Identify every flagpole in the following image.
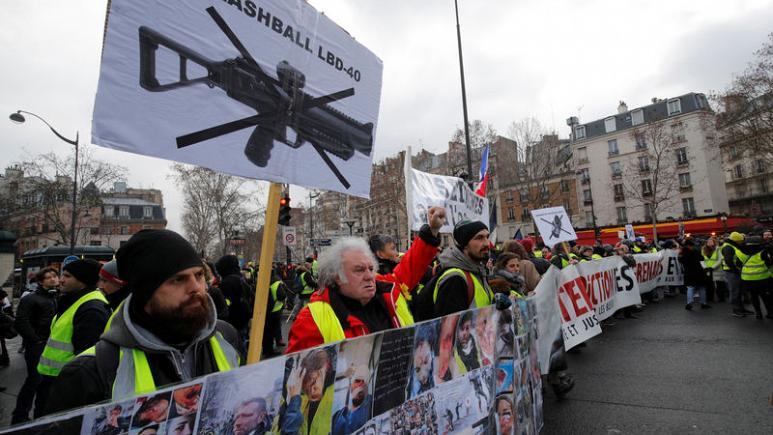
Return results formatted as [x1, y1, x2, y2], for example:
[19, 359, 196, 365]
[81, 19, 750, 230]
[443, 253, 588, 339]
[454, 0, 473, 181]
[405, 145, 413, 246]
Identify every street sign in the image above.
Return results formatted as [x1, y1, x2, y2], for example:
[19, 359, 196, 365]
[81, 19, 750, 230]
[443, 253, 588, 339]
[311, 238, 333, 247]
[282, 227, 296, 247]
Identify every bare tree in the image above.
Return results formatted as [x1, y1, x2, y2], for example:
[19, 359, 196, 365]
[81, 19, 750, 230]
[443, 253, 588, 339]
[8, 144, 126, 246]
[714, 33, 773, 167]
[451, 120, 498, 149]
[170, 164, 263, 257]
[507, 118, 573, 210]
[622, 121, 683, 243]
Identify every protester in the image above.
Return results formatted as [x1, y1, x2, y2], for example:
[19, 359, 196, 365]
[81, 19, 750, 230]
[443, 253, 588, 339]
[11, 267, 59, 423]
[285, 207, 444, 353]
[98, 259, 130, 312]
[45, 230, 241, 414]
[701, 236, 724, 302]
[263, 272, 286, 357]
[36, 259, 109, 416]
[368, 234, 399, 275]
[721, 232, 750, 317]
[680, 239, 710, 310]
[216, 254, 253, 338]
[500, 240, 541, 292]
[203, 261, 229, 321]
[489, 252, 527, 298]
[740, 236, 772, 319]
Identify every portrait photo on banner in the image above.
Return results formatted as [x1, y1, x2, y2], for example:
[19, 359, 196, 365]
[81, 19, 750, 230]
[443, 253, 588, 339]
[81, 398, 135, 435]
[332, 335, 379, 435]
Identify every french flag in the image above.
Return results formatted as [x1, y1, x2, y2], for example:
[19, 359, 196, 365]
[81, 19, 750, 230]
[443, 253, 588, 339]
[475, 144, 490, 197]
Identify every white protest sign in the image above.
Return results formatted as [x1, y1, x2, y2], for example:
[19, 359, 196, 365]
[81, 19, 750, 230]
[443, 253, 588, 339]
[656, 249, 683, 286]
[530, 207, 576, 248]
[574, 256, 641, 321]
[407, 168, 489, 233]
[282, 226, 296, 246]
[554, 265, 602, 349]
[625, 224, 635, 240]
[93, 0, 383, 197]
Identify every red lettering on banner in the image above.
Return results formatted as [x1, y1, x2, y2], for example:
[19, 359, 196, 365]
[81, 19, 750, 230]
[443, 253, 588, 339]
[558, 277, 592, 321]
[636, 260, 662, 283]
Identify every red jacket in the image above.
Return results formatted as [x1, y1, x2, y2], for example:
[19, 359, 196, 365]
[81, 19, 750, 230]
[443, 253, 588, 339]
[286, 233, 439, 353]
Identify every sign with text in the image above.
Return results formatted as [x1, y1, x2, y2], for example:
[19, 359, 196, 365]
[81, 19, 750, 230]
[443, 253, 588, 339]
[281, 226, 296, 246]
[530, 207, 577, 248]
[407, 168, 489, 233]
[93, 0, 383, 197]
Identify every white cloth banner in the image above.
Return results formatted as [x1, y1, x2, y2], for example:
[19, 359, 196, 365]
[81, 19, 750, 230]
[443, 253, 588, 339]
[93, 0, 383, 197]
[633, 249, 683, 293]
[406, 168, 489, 233]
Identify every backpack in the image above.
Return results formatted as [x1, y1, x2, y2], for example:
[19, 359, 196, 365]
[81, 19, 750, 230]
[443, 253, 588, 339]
[411, 267, 475, 322]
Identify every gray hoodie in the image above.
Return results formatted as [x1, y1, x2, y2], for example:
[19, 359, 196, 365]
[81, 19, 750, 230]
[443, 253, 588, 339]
[436, 245, 492, 292]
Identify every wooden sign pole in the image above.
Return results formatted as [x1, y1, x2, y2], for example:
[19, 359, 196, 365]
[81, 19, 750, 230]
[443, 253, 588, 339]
[247, 182, 282, 364]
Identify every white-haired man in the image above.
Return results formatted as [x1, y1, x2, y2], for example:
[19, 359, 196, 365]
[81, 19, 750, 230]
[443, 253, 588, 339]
[286, 207, 445, 353]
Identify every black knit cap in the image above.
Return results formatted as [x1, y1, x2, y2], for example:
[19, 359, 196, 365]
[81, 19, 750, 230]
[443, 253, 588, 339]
[453, 220, 488, 250]
[116, 229, 202, 309]
[63, 259, 102, 288]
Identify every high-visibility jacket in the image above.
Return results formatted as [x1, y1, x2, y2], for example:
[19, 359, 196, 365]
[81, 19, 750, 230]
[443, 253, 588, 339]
[591, 253, 603, 260]
[702, 249, 720, 269]
[651, 247, 658, 253]
[721, 243, 746, 271]
[433, 268, 493, 310]
[270, 281, 284, 313]
[741, 251, 770, 281]
[533, 250, 543, 258]
[632, 245, 642, 253]
[300, 272, 315, 296]
[79, 332, 238, 400]
[37, 290, 108, 376]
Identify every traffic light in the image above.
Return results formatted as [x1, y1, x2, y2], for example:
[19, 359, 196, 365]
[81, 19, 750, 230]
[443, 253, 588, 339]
[278, 196, 292, 226]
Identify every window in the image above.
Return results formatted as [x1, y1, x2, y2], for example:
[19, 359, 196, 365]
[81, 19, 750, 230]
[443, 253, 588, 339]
[143, 206, 153, 218]
[641, 179, 653, 196]
[734, 164, 744, 179]
[120, 226, 129, 235]
[560, 179, 570, 192]
[676, 147, 688, 165]
[682, 198, 695, 217]
[635, 133, 647, 149]
[613, 184, 625, 200]
[616, 207, 628, 223]
[608, 139, 619, 155]
[576, 147, 588, 164]
[610, 162, 622, 177]
[579, 168, 590, 184]
[521, 207, 530, 220]
[563, 200, 572, 215]
[507, 207, 515, 221]
[505, 190, 513, 203]
[583, 189, 593, 203]
[644, 204, 652, 222]
[90, 241, 102, 246]
[760, 177, 769, 193]
[756, 160, 765, 174]
[585, 211, 594, 227]
[104, 206, 114, 217]
[604, 117, 617, 133]
[119, 206, 129, 217]
[519, 187, 529, 202]
[679, 172, 692, 188]
[631, 109, 644, 126]
[638, 156, 650, 172]
[575, 125, 586, 139]
[674, 134, 686, 143]
[667, 98, 682, 115]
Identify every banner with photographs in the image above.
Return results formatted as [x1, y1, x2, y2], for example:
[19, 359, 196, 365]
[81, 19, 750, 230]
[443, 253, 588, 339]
[3, 303, 543, 435]
[534, 250, 685, 372]
[92, 0, 383, 197]
[407, 168, 489, 233]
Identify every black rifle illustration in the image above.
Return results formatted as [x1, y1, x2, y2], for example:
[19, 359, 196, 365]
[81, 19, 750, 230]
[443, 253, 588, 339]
[540, 215, 573, 239]
[138, 6, 373, 189]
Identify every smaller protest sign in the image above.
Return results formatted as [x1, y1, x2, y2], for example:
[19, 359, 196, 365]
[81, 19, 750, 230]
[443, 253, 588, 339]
[625, 224, 635, 240]
[530, 207, 576, 248]
[407, 168, 488, 233]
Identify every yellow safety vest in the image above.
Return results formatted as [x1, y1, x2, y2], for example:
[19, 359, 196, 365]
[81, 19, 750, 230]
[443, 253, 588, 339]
[307, 293, 414, 344]
[300, 272, 315, 296]
[433, 268, 493, 309]
[702, 249, 719, 269]
[272, 385, 334, 434]
[741, 251, 770, 281]
[270, 281, 284, 313]
[632, 245, 642, 253]
[721, 243, 746, 271]
[37, 290, 108, 376]
[79, 332, 238, 400]
[591, 254, 603, 260]
[533, 250, 543, 258]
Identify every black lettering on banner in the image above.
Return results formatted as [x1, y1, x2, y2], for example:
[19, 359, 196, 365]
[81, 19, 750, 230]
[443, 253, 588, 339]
[256, 6, 271, 26]
[228, 0, 242, 11]
[244, 0, 256, 17]
[615, 265, 635, 292]
[581, 314, 598, 331]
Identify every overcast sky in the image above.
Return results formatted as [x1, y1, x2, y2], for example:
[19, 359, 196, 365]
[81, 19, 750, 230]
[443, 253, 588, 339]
[2, 0, 771, 233]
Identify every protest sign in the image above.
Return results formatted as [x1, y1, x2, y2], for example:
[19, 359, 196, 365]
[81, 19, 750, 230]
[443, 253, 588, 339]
[406, 168, 489, 233]
[530, 207, 577, 248]
[625, 224, 635, 240]
[5, 305, 542, 435]
[92, 0, 383, 197]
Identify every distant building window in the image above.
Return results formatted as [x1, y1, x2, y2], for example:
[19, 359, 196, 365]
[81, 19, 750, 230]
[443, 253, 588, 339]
[667, 98, 682, 115]
[505, 190, 513, 202]
[604, 117, 616, 133]
[519, 187, 529, 202]
[616, 207, 628, 223]
[641, 179, 653, 196]
[575, 125, 586, 139]
[104, 206, 114, 217]
[608, 139, 619, 155]
[583, 189, 592, 202]
[585, 211, 594, 227]
[613, 184, 625, 200]
[760, 177, 769, 193]
[579, 168, 590, 183]
[560, 179, 570, 192]
[143, 206, 152, 218]
[644, 204, 652, 221]
[638, 156, 650, 172]
[119, 206, 129, 217]
[521, 207, 530, 221]
[682, 197, 695, 216]
[507, 208, 515, 221]
[734, 164, 744, 179]
[676, 147, 688, 165]
[90, 241, 101, 246]
[679, 172, 692, 187]
[635, 133, 647, 149]
[755, 160, 765, 174]
[120, 226, 129, 235]
[610, 161, 622, 177]
[631, 109, 644, 126]
[576, 147, 588, 164]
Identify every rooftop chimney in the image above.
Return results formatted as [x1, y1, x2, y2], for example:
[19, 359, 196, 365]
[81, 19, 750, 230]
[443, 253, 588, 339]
[617, 101, 628, 114]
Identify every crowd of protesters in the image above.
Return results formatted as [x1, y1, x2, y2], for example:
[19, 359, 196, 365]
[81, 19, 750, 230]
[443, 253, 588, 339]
[1, 207, 770, 429]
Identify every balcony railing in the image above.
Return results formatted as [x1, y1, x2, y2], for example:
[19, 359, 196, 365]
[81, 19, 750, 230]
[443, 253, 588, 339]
[577, 157, 589, 165]
[614, 194, 625, 202]
[581, 178, 590, 185]
[679, 184, 693, 192]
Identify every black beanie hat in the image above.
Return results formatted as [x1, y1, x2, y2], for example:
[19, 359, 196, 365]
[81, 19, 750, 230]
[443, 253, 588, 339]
[453, 220, 488, 250]
[116, 229, 202, 309]
[63, 259, 101, 288]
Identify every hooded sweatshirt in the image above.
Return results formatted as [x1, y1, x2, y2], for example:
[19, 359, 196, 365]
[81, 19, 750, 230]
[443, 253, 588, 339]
[215, 255, 252, 330]
[434, 246, 492, 317]
[44, 293, 241, 415]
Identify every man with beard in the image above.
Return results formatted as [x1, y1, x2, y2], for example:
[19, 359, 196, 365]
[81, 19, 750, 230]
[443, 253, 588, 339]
[454, 311, 480, 373]
[45, 230, 241, 414]
[232, 398, 271, 435]
[431, 221, 494, 317]
[332, 365, 372, 435]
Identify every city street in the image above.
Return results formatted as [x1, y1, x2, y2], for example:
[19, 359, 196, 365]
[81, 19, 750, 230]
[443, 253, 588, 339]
[0, 296, 771, 431]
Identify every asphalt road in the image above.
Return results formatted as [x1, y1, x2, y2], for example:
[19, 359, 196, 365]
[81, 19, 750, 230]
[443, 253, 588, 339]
[541, 295, 773, 434]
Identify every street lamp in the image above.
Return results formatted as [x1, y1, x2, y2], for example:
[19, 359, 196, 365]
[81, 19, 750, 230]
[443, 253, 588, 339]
[343, 219, 356, 236]
[10, 110, 80, 255]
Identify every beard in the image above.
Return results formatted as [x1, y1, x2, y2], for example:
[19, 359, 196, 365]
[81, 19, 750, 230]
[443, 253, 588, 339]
[146, 293, 212, 344]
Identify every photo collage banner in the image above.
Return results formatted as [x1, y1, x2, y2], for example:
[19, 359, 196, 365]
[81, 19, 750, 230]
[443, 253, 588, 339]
[3, 300, 542, 435]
